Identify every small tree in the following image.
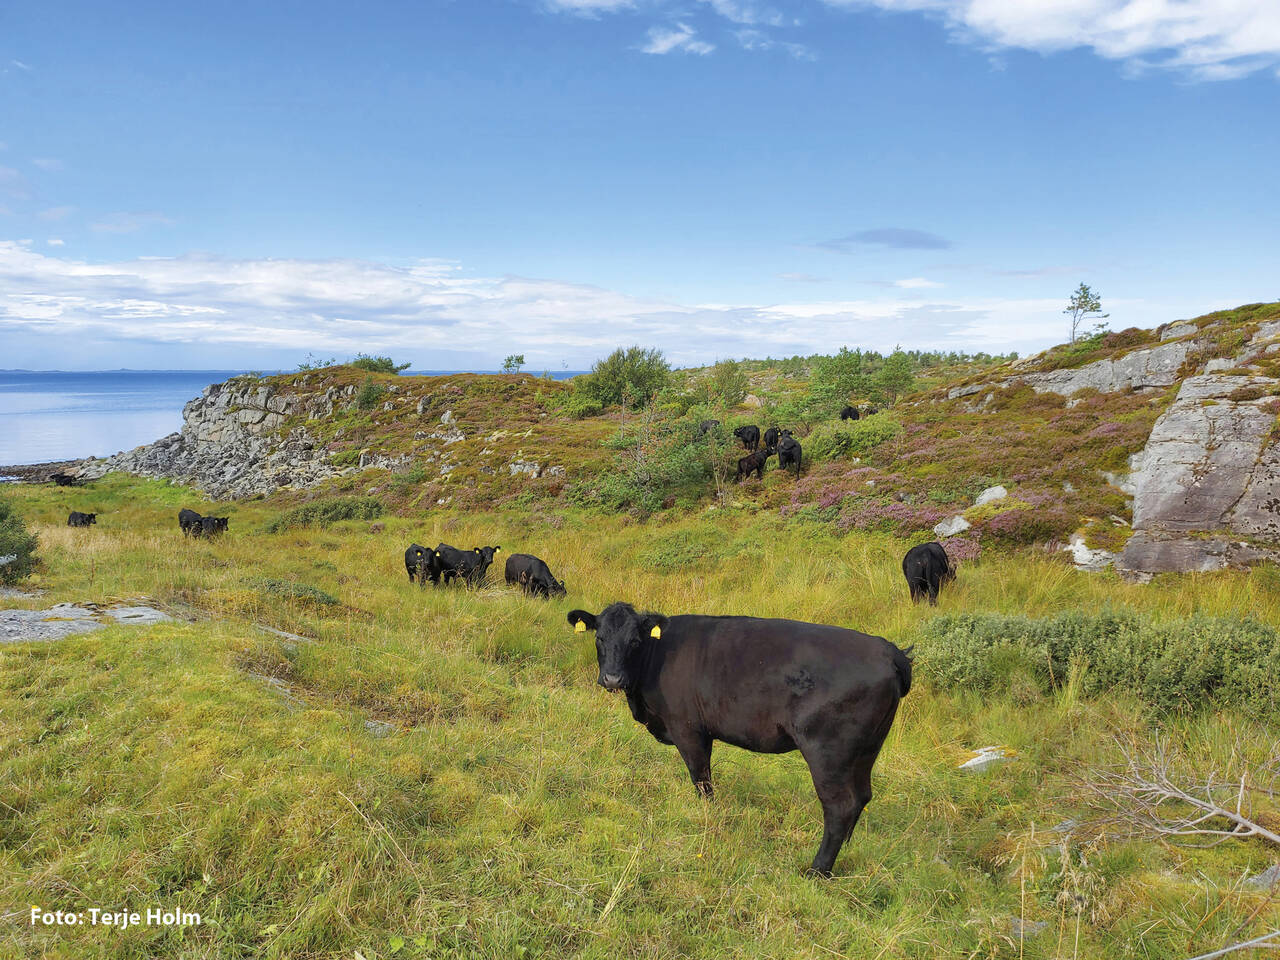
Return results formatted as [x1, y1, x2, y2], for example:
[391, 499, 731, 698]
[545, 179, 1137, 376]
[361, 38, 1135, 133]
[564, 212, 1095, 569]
[0, 495, 38, 584]
[502, 354, 525, 374]
[710, 358, 748, 407]
[581, 346, 670, 409]
[873, 348, 915, 405]
[351, 354, 411, 374]
[355, 375, 386, 411]
[1064, 283, 1109, 343]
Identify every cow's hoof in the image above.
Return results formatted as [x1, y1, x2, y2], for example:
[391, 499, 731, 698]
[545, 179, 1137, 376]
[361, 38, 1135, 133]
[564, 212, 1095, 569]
[804, 866, 833, 880]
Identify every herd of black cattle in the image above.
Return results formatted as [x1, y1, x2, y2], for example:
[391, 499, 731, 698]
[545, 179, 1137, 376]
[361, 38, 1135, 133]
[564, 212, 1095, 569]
[52, 442, 965, 876]
[698, 404, 879, 483]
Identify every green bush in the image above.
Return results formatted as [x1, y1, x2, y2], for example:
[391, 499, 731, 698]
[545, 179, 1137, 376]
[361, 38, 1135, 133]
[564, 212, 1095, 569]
[266, 496, 383, 532]
[917, 611, 1280, 715]
[558, 390, 605, 419]
[710, 359, 748, 407]
[249, 578, 339, 606]
[804, 415, 902, 461]
[330, 450, 361, 467]
[0, 495, 38, 584]
[350, 354, 411, 374]
[597, 409, 715, 514]
[578, 346, 670, 409]
[355, 376, 386, 411]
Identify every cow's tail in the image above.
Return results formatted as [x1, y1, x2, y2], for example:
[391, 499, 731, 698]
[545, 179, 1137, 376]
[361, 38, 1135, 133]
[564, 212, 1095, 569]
[892, 644, 914, 697]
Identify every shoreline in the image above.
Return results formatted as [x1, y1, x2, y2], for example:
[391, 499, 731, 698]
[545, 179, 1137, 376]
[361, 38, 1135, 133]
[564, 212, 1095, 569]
[0, 459, 88, 483]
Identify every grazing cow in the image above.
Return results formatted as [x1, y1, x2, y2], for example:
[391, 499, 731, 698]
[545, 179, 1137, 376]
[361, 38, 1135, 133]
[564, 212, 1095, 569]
[178, 508, 203, 536]
[776, 434, 802, 476]
[763, 426, 781, 450]
[404, 543, 441, 585]
[733, 425, 761, 452]
[51, 472, 80, 487]
[736, 448, 771, 481]
[567, 603, 912, 877]
[505, 553, 566, 598]
[199, 516, 229, 537]
[67, 511, 97, 527]
[436, 543, 500, 585]
[902, 542, 956, 605]
[840, 406, 860, 421]
[697, 419, 721, 436]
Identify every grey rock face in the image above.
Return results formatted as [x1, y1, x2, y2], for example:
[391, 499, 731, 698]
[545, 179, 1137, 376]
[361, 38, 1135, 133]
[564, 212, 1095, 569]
[1016, 339, 1194, 396]
[78, 377, 342, 499]
[1118, 374, 1280, 576]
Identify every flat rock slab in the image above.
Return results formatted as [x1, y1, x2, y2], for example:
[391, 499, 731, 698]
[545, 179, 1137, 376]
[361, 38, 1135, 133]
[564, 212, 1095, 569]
[0, 601, 174, 644]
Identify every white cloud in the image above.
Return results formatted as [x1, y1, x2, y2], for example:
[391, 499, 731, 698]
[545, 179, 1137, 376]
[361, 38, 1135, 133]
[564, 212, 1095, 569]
[32, 157, 64, 172]
[735, 27, 815, 58]
[895, 276, 942, 289]
[641, 22, 716, 55]
[90, 212, 175, 234]
[8, 59, 31, 72]
[0, 242, 1136, 366]
[47, 238, 64, 247]
[545, 0, 634, 14]
[700, 0, 783, 26]
[38, 205, 76, 222]
[826, 0, 1280, 79]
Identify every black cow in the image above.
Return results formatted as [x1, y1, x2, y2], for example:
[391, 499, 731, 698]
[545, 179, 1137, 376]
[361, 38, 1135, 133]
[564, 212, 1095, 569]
[404, 543, 441, 585]
[51, 472, 81, 487]
[567, 603, 912, 877]
[697, 419, 721, 436]
[902, 542, 956, 605]
[733, 425, 761, 452]
[67, 511, 97, 527]
[178, 508, 203, 536]
[436, 543, 500, 586]
[839, 406, 860, 421]
[736, 448, 771, 481]
[505, 553, 566, 598]
[763, 426, 781, 450]
[199, 516, 229, 537]
[776, 434, 802, 476]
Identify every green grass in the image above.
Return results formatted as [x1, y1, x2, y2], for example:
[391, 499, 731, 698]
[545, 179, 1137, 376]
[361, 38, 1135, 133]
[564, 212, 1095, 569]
[2, 477, 1279, 959]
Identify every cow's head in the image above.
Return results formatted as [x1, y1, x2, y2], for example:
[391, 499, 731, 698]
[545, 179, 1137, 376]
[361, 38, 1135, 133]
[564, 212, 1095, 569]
[472, 545, 500, 565]
[568, 602, 667, 691]
[549, 577, 567, 598]
[732, 426, 749, 438]
[86, 513, 97, 524]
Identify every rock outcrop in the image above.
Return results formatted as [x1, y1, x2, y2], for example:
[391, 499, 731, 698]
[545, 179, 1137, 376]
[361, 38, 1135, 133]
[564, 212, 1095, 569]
[1015, 338, 1195, 396]
[78, 377, 347, 499]
[1117, 374, 1280, 578]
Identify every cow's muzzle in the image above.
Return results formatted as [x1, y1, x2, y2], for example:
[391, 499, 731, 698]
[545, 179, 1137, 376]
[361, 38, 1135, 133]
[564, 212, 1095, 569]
[598, 673, 624, 691]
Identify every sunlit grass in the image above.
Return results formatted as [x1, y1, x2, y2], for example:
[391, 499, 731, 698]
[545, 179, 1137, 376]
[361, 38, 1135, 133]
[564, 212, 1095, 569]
[2, 477, 1278, 959]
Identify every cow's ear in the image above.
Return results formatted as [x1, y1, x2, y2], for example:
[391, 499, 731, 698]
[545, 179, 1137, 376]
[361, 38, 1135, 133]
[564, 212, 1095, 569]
[567, 610, 596, 633]
[642, 613, 668, 640]
[494, 546, 500, 553]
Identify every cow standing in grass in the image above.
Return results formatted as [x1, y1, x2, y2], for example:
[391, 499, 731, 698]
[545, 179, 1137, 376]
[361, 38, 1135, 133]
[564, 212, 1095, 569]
[902, 542, 955, 605]
[178, 508, 203, 536]
[67, 511, 97, 527]
[568, 603, 912, 877]
[840, 406, 859, 421]
[736, 448, 771, 481]
[505, 553, 566, 598]
[404, 543, 441, 586]
[733, 425, 761, 452]
[436, 543, 500, 586]
[776, 432, 802, 477]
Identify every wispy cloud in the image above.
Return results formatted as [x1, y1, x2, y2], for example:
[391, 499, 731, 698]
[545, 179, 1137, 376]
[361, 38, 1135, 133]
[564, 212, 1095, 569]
[544, 0, 635, 14]
[641, 22, 715, 55]
[734, 28, 814, 59]
[824, 0, 1280, 80]
[817, 227, 952, 252]
[0, 242, 1109, 367]
[8, 59, 31, 72]
[47, 238, 65, 247]
[31, 157, 64, 172]
[37, 206, 76, 222]
[699, 0, 783, 26]
[894, 276, 942, 289]
[90, 212, 175, 234]
[777, 272, 829, 282]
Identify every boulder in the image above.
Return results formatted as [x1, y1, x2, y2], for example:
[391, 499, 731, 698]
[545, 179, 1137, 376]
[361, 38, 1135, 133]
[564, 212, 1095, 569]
[974, 484, 1008, 507]
[934, 515, 971, 537]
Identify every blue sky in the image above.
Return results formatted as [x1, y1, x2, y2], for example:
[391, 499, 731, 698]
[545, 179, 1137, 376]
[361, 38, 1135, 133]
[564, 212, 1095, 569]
[2, 0, 1278, 370]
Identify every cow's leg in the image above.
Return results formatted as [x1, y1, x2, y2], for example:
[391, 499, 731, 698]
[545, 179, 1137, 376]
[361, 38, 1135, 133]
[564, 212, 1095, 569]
[670, 728, 714, 798]
[800, 745, 878, 878]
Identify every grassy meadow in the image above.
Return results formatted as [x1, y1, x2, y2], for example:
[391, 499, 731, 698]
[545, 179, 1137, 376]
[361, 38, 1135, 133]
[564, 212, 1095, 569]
[2, 475, 1279, 959]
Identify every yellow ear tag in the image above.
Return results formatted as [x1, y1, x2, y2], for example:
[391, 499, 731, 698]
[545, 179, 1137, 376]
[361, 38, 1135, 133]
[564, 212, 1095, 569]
[650, 625, 662, 639]
[574, 621, 586, 633]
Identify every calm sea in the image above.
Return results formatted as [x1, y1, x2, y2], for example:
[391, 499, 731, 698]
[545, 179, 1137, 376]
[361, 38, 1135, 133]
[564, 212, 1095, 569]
[0, 369, 586, 467]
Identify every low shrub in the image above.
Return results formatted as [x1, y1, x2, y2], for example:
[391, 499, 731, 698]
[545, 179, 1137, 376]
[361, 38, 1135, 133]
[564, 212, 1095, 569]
[266, 496, 383, 532]
[558, 390, 605, 419]
[917, 611, 1280, 714]
[0, 495, 38, 584]
[350, 354, 411, 374]
[805, 415, 902, 462]
[355, 376, 386, 411]
[249, 577, 339, 606]
[979, 507, 1076, 545]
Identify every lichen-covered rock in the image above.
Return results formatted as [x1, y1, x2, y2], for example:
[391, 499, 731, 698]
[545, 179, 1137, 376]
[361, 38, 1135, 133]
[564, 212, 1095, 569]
[1118, 374, 1280, 576]
[1016, 339, 1195, 396]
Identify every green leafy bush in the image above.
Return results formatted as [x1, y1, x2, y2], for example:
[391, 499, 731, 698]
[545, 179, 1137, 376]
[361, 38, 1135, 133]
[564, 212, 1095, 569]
[578, 346, 670, 409]
[597, 408, 714, 514]
[918, 611, 1280, 714]
[710, 359, 748, 407]
[266, 496, 383, 532]
[350, 354, 411, 374]
[804, 415, 902, 461]
[0, 495, 38, 584]
[355, 376, 386, 411]
[558, 390, 605, 419]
